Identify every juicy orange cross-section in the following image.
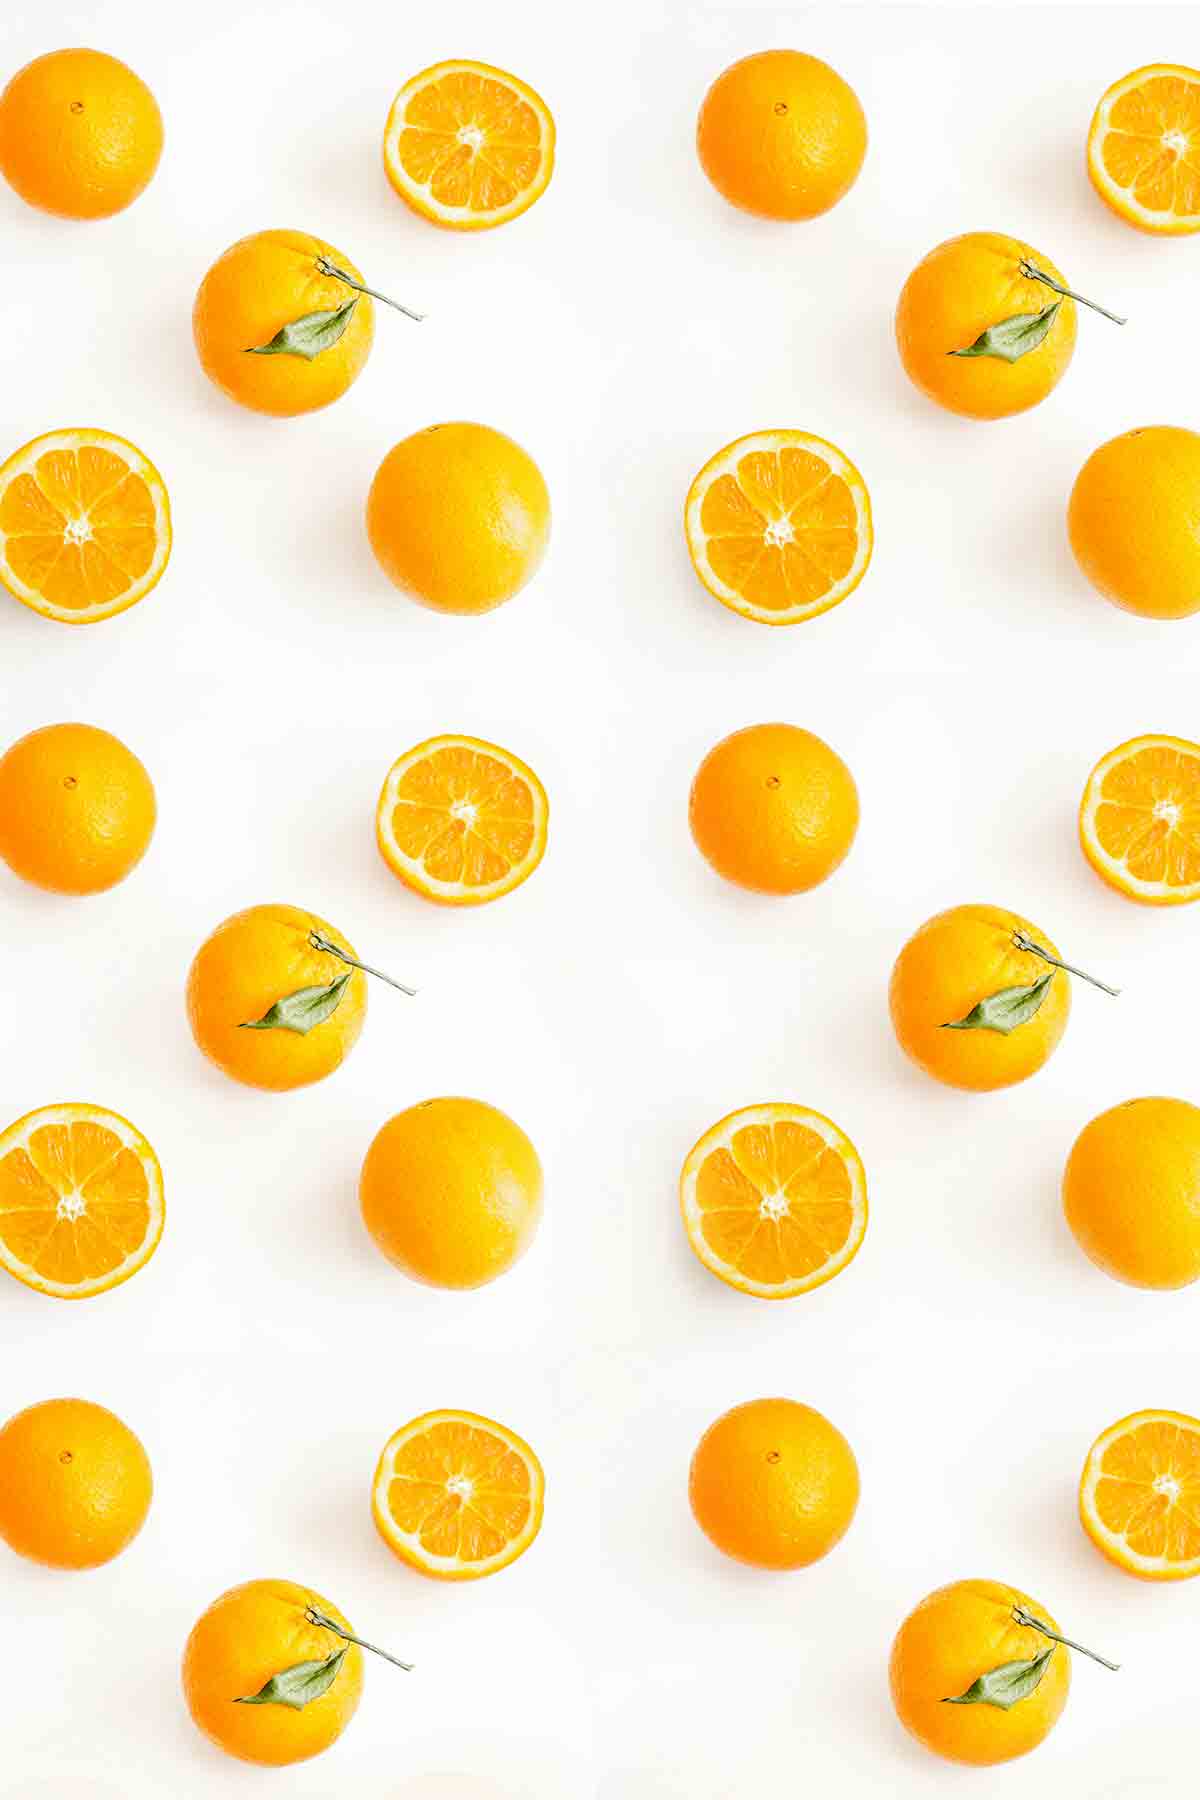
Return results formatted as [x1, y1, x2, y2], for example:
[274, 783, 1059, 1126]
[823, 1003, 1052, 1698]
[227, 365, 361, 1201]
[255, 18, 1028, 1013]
[383, 60, 555, 231]
[372, 1409, 545, 1581]
[1080, 734, 1200, 905]
[0, 1103, 164, 1299]
[1080, 1410, 1200, 1580]
[684, 430, 872, 626]
[0, 428, 171, 624]
[680, 1103, 868, 1299]
[1088, 65, 1200, 234]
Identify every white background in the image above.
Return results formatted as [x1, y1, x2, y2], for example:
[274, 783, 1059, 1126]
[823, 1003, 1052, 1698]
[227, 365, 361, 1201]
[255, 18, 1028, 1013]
[2, 0, 1199, 1794]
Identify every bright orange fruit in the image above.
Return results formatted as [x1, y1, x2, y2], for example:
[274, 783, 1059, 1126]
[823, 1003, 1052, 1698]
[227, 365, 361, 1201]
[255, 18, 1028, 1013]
[0, 48, 162, 219]
[688, 1397, 859, 1569]
[0, 722, 155, 894]
[1080, 1410, 1200, 1580]
[0, 1397, 152, 1567]
[372, 1409, 545, 1580]
[696, 51, 866, 220]
[383, 61, 554, 231]
[1088, 65, 1200, 234]
[1080, 734, 1200, 904]
[376, 734, 548, 906]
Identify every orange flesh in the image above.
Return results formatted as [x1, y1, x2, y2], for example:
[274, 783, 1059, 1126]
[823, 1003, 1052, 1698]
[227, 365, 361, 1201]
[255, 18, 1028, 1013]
[385, 744, 537, 889]
[0, 1122, 151, 1286]
[397, 72, 544, 213]
[1100, 76, 1200, 212]
[383, 1418, 535, 1565]
[1092, 1418, 1200, 1561]
[1092, 742, 1200, 887]
[693, 1120, 854, 1286]
[0, 445, 157, 612]
[699, 447, 858, 612]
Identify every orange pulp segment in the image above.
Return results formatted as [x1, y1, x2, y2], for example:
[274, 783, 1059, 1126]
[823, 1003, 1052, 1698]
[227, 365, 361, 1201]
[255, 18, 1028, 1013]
[371, 1409, 544, 1580]
[1080, 1409, 1200, 1579]
[383, 60, 555, 230]
[376, 733, 548, 906]
[1088, 65, 1200, 234]
[1079, 734, 1200, 905]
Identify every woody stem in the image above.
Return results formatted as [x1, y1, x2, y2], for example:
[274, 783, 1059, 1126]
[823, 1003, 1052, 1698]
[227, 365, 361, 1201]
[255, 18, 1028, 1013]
[1019, 261, 1126, 326]
[308, 930, 417, 996]
[306, 1608, 414, 1671]
[314, 256, 425, 322]
[1011, 1606, 1119, 1672]
[1012, 931, 1120, 997]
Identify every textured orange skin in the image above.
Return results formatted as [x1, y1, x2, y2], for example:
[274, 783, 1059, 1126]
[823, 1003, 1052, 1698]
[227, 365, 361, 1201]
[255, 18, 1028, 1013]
[360, 1096, 543, 1289]
[688, 723, 858, 895]
[889, 903, 1071, 1091]
[1068, 426, 1200, 619]
[0, 49, 162, 219]
[689, 1398, 859, 1569]
[0, 1398, 151, 1569]
[183, 1579, 362, 1767]
[1063, 1097, 1200, 1289]
[0, 722, 155, 894]
[186, 903, 366, 1092]
[193, 230, 374, 417]
[366, 422, 550, 614]
[696, 51, 866, 220]
[895, 232, 1078, 419]
[890, 1579, 1070, 1766]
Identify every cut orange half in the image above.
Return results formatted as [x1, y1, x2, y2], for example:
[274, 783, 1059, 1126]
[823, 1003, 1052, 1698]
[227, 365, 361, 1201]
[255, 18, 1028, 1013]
[684, 430, 872, 626]
[1080, 734, 1200, 905]
[1087, 65, 1200, 235]
[1080, 1409, 1200, 1580]
[383, 60, 555, 231]
[0, 428, 171, 624]
[680, 1103, 867, 1299]
[371, 1409, 544, 1581]
[0, 1103, 164, 1299]
[376, 733, 548, 906]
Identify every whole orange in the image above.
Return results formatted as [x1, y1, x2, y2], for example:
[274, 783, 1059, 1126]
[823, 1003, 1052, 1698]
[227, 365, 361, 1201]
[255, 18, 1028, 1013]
[1068, 426, 1200, 619]
[0, 1397, 151, 1569]
[0, 48, 162, 219]
[688, 722, 858, 894]
[1063, 1096, 1200, 1289]
[360, 1096, 543, 1289]
[366, 422, 550, 614]
[688, 1397, 859, 1569]
[696, 51, 866, 220]
[0, 722, 155, 894]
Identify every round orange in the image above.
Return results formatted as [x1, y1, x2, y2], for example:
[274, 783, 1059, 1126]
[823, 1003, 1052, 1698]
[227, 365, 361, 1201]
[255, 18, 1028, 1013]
[0, 1397, 151, 1568]
[688, 723, 858, 895]
[383, 60, 555, 231]
[1080, 1409, 1200, 1580]
[372, 1409, 545, 1580]
[1068, 426, 1200, 619]
[689, 1397, 859, 1569]
[1063, 1096, 1200, 1289]
[376, 734, 548, 906]
[1087, 65, 1200, 235]
[1080, 733, 1200, 904]
[0, 49, 162, 219]
[0, 722, 154, 894]
[696, 50, 866, 220]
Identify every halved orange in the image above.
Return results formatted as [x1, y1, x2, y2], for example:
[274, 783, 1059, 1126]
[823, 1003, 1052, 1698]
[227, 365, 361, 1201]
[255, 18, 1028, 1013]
[1087, 65, 1200, 235]
[0, 428, 171, 624]
[684, 430, 872, 626]
[383, 60, 554, 231]
[1080, 734, 1200, 905]
[376, 733, 548, 907]
[0, 1102, 164, 1299]
[1080, 1409, 1200, 1580]
[371, 1409, 544, 1581]
[680, 1102, 867, 1300]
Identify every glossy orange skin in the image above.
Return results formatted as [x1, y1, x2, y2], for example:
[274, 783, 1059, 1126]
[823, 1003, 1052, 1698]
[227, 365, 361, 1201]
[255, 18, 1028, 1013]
[1063, 1096, 1200, 1289]
[0, 722, 155, 894]
[0, 1398, 151, 1569]
[689, 1398, 858, 1569]
[697, 51, 866, 220]
[1068, 426, 1200, 619]
[183, 1578, 362, 1767]
[0, 49, 162, 219]
[689, 723, 858, 895]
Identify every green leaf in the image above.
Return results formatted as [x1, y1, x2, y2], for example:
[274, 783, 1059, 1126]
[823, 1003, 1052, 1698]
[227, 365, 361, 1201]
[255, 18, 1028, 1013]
[949, 302, 1061, 363]
[235, 1647, 346, 1710]
[943, 1647, 1055, 1710]
[246, 298, 358, 360]
[239, 973, 352, 1034]
[941, 972, 1054, 1034]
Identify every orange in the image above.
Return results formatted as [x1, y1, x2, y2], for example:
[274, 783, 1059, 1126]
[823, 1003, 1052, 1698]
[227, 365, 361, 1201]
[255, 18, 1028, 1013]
[684, 430, 872, 625]
[1062, 1096, 1200, 1290]
[360, 1097, 542, 1290]
[0, 722, 155, 894]
[383, 61, 554, 231]
[376, 734, 548, 906]
[372, 1409, 545, 1580]
[696, 51, 866, 220]
[688, 1397, 859, 1570]
[0, 1102, 164, 1300]
[1080, 1410, 1200, 1580]
[688, 723, 858, 894]
[1080, 734, 1200, 904]
[1088, 66, 1200, 235]
[1068, 426, 1200, 619]
[0, 49, 162, 219]
[0, 1397, 151, 1568]
[0, 426, 170, 623]
[679, 1103, 867, 1299]
[366, 422, 550, 615]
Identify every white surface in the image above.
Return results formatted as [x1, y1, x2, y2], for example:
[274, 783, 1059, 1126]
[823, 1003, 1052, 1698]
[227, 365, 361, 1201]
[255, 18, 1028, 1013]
[2, 1, 1199, 1794]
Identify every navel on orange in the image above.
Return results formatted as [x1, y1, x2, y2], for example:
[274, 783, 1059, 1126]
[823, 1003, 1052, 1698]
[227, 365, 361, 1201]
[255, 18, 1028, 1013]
[1080, 734, 1200, 905]
[383, 60, 554, 230]
[377, 735, 548, 906]
[1080, 1409, 1200, 1580]
[372, 1409, 544, 1580]
[1088, 65, 1200, 234]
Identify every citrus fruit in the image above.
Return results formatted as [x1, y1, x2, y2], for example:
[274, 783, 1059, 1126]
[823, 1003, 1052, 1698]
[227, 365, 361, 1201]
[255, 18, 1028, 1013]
[1080, 1409, 1200, 1580]
[376, 734, 548, 906]
[0, 49, 162, 219]
[1080, 734, 1200, 904]
[0, 722, 155, 894]
[0, 1397, 151, 1568]
[366, 422, 550, 614]
[679, 1103, 867, 1299]
[372, 1409, 545, 1580]
[1068, 426, 1200, 619]
[696, 50, 866, 220]
[383, 60, 554, 230]
[360, 1097, 542, 1289]
[0, 426, 170, 623]
[684, 429, 872, 625]
[688, 1397, 859, 1570]
[1087, 65, 1200, 234]
[688, 723, 858, 894]
[1062, 1096, 1200, 1289]
[0, 1102, 164, 1300]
